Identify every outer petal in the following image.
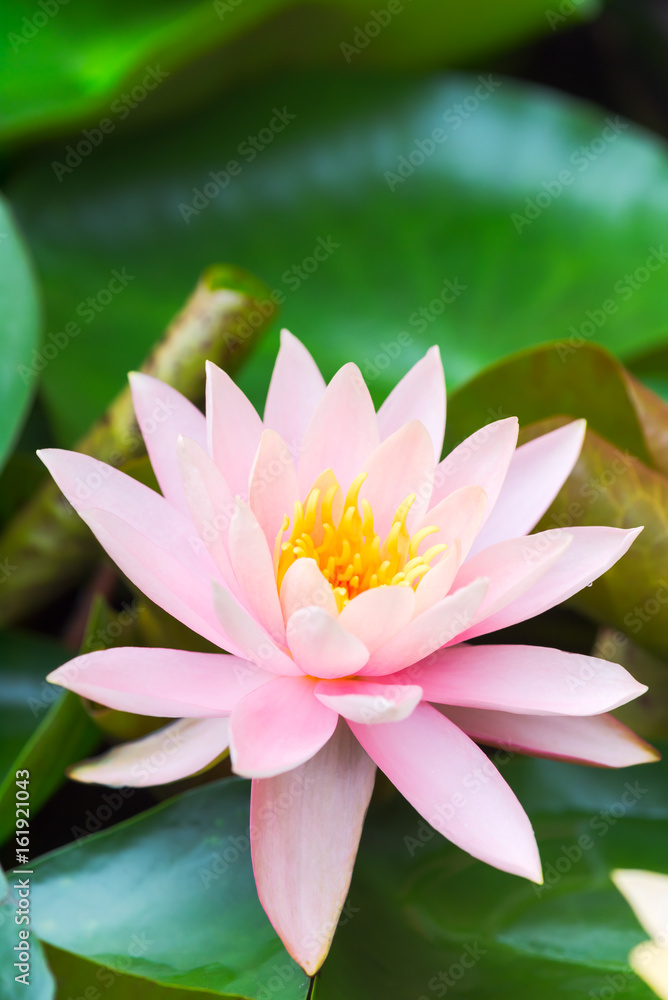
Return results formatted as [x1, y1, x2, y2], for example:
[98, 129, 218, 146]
[68, 717, 230, 787]
[469, 420, 586, 558]
[230, 676, 338, 777]
[250, 720, 376, 975]
[451, 529, 573, 635]
[377, 346, 446, 461]
[430, 417, 518, 520]
[350, 703, 542, 882]
[228, 501, 285, 643]
[47, 647, 271, 717]
[359, 420, 434, 536]
[362, 577, 488, 675]
[177, 435, 241, 601]
[77, 508, 236, 650]
[402, 644, 648, 715]
[249, 428, 300, 547]
[442, 707, 660, 768]
[315, 679, 422, 724]
[338, 586, 415, 655]
[128, 372, 207, 517]
[279, 558, 338, 621]
[213, 582, 301, 675]
[206, 360, 263, 495]
[298, 363, 379, 493]
[263, 329, 326, 455]
[286, 607, 369, 678]
[459, 526, 642, 642]
[38, 448, 216, 580]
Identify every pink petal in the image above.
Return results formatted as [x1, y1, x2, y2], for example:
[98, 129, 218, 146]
[177, 435, 238, 592]
[249, 428, 300, 547]
[415, 484, 487, 562]
[315, 679, 422, 724]
[430, 417, 518, 522]
[213, 582, 301, 675]
[452, 529, 574, 636]
[298, 363, 379, 493]
[279, 559, 338, 621]
[441, 706, 660, 768]
[263, 329, 326, 456]
[359, 420, 434, 536]
[403, 643, 648, 715]
[286, 606, 369, 678]
[47, 647, 271, 716]
[38, 448, 216, 580]
[69, 717, 231, 787]
[206, 360, 263, 495]
[230, 676, 338, 777]
[460, 526, 642, 641]
[338, 586, 415, 655]
[228, 501, 285, 644]
[128, 372, 207, 518]
[377, 346, 446, 461]
[413, 542, 461, 617]
[76, 508, 235, 650]
[350, 703, 542, 882]
[250, 720, 375, 974]
[362, 577, 488, 676]
[469, 420, 586, 558]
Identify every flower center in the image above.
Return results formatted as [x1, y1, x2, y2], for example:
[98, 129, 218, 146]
[275, 472, 446, 611]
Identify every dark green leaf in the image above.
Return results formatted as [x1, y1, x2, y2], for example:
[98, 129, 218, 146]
[10, 76, 668, 444]
[0, 1, 583, 146]
[0, 197, 41, 472]
[32, 779, 309, 999]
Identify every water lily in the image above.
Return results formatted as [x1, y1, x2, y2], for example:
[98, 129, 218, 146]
[613, 869, 668, 999]
[42, 331, 655, 974]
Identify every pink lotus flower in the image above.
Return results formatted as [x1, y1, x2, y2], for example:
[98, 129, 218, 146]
[42, 332, 655, 974]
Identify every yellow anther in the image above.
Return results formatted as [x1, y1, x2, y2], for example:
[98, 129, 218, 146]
[409, 525, 439, 560]
[275, 473, 444, 607]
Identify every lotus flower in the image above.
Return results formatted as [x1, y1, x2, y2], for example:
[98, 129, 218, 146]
[42, 332, 655, 974]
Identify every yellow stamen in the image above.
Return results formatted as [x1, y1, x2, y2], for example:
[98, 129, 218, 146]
[275, 470, 446, 608]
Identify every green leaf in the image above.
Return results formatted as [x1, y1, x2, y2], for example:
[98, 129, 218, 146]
[0, 865, 55, 1000]
[0, 197, 41, 472]
[0, 692, 99, 847]
[446, 342, 654, 461]
[0, 1, 584, 146]
[30, 751, 668, 999]
[315, 751, 668, 999]
[31, 779, 309, 999]
[10, 75, 668, 444]
[0, 630, 98, 846]
[0, 631, 68, 782]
